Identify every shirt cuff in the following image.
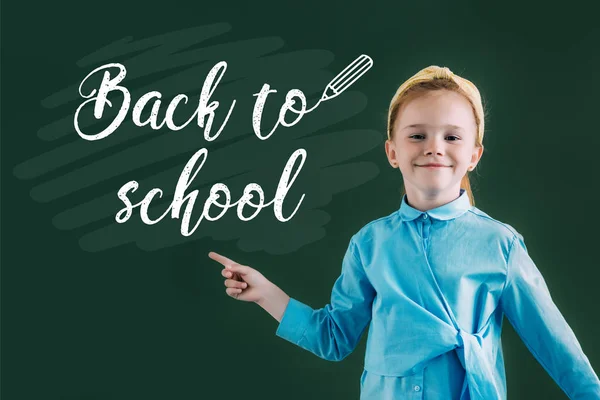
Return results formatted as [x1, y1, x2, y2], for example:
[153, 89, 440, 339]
[275, 297, 313, 344]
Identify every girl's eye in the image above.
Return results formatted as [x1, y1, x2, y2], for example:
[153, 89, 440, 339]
[409, 134, 461, 141]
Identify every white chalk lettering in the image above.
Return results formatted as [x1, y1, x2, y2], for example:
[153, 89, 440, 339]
[115, 148, 307, 236]
[75, 62, 236, 142]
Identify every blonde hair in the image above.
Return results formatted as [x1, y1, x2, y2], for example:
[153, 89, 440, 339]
[387, 66, 485, 206]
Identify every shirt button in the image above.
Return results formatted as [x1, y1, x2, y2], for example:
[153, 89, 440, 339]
[422, 214, 428, 219]
[414, 385, 421, 391]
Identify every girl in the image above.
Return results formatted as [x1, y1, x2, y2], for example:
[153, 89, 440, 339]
[208, 66, 600, 399]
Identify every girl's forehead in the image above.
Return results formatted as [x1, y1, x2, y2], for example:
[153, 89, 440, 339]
[395, 91, 476, 132]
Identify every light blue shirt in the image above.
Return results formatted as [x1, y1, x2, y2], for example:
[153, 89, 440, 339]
[275, 188, 600, 399]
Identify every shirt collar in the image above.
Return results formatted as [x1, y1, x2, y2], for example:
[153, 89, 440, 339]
[399, 188, 472, 221]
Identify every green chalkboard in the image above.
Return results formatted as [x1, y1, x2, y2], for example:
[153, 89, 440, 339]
[2, 1, 599, 399]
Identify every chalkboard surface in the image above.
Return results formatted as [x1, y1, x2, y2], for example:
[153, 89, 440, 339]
[2, 1, 599, 399]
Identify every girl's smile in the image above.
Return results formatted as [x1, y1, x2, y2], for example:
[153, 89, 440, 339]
[416, 164, 451, 168]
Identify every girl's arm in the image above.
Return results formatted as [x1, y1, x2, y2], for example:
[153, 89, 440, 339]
[256, 283, 290, 322]
[210, 236, 376, 362]
[499, 233, 600, 399]
[273, 236, 376, 362]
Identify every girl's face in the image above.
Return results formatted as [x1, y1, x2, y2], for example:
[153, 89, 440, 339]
[385, 90, 483, 203]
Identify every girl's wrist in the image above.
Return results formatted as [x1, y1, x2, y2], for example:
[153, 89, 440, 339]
[257, 282, 290, 322]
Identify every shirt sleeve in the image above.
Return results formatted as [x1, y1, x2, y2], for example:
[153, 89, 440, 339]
[499, 233, 600, 399]
[275, 236, 376, 361]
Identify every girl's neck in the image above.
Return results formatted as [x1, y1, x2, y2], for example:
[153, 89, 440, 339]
[404, 185, 462, 212]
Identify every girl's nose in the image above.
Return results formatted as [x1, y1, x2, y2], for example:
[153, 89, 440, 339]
[424, 138, 444, 156]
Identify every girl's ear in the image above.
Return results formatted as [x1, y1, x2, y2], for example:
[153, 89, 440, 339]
[385, 139, 398, 167]
[470, 144, 484, 170]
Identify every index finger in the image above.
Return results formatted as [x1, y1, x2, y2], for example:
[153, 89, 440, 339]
[208, 251, 239, 268]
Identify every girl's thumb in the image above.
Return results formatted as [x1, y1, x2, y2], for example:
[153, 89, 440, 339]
[226, 264, 251, 275]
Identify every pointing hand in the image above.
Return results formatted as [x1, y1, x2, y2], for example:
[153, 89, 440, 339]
[209, 251, 270, 303]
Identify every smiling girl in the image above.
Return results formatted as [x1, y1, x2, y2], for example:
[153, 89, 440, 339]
[209, 66, 600, 399]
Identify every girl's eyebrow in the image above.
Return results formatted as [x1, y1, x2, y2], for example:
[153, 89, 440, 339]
[401, 124, 464, 132]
